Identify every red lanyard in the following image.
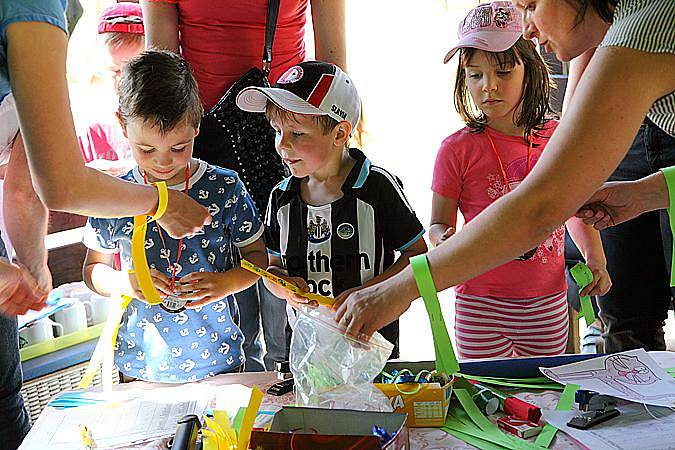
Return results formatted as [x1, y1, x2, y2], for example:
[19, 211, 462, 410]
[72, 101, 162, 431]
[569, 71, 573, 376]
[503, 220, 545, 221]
[485, 128, 534, 193]
[142, 164, 191, 291]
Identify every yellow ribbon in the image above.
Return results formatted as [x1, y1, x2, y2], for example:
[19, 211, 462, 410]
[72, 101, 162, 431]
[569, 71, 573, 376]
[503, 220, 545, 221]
[202, 386, 264, 450]
[130, 181, 169, 306]
[80, 182, 169, 388]
[240, 259, 335, 307]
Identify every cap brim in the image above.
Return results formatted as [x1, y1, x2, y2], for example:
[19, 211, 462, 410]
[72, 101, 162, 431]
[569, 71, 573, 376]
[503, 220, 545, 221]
[443, 31, 522, 64]
[236, 87, 325, 116]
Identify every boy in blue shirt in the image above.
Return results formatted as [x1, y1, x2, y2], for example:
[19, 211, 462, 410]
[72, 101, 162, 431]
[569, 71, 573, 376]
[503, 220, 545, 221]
[237, 61, 427, 357]
[83, 51, 267, 382]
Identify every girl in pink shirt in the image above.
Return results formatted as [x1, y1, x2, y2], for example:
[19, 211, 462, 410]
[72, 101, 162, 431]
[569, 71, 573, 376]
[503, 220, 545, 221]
[431, 2, 611, 359]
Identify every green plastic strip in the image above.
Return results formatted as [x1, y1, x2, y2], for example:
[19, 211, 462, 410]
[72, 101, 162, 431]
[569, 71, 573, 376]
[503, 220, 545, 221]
[458, 373, 563, 391]
[454, 389, 543, 450]
[662, 167, 675, 286]
[410, 253, 460, 374]
[570, 263, 596, 327]
[444, 413, 511, 450]
[534, 383, 579, 448]
[446, 428, 511, 450]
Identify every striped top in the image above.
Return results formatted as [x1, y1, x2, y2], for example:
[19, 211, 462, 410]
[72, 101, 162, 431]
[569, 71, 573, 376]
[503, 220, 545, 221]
[264, 148, 425, 356]
[600, 0, 675, 136]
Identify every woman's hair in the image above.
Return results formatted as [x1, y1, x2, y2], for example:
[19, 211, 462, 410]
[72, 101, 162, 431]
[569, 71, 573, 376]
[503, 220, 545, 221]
[118, 50, 203, 134]
[454, 37, 555, 141]
[563, 0, 618, 25]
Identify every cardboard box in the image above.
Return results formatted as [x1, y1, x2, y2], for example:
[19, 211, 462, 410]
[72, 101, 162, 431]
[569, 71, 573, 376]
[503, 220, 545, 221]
[249, 406, 409, 450]
[374, 361, 454, 427]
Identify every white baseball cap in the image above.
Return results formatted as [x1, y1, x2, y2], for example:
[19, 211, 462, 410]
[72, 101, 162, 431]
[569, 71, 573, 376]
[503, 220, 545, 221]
[236, 61, 361, 135]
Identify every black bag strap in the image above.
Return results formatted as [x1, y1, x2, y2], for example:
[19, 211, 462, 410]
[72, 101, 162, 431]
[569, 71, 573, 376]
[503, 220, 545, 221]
[262, 0, 281, 82]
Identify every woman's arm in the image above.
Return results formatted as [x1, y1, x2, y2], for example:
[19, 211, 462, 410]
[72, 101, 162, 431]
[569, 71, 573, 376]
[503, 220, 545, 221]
[6, 22, 210, 238]
[3, 133, 51, 291]
[562, 48, 596, 115]
[311, 0, 347, 71]
[140, 1, 180, 52]
[429, 193, 458, 248]
[335, 47, 675, 338]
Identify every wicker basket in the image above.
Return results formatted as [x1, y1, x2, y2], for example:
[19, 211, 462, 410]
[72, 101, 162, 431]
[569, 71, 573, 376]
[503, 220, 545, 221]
[21, 361, 119, 424]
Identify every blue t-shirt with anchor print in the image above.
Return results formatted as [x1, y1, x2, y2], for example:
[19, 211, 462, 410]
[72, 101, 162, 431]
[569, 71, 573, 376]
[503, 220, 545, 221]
[83, 160, 263, 382]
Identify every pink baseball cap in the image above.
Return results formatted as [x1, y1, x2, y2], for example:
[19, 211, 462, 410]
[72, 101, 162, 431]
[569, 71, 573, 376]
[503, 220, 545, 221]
[98, 2, 144, 35]
[443, 1, 522, 64]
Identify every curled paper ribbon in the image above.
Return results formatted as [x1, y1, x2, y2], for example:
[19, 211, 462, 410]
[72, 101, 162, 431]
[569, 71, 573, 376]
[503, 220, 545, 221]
[202, 386, 263, 450]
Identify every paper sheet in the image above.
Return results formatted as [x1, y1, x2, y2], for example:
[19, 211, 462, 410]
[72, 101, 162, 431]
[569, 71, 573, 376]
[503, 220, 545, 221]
[540, 349, 675, 408]
[19, 385, 210, 450]
[544, 403, 675, 450]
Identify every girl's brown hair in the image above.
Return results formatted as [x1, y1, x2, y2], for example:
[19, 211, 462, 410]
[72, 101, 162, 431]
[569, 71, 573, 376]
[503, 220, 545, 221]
[454, 37, 555, 142]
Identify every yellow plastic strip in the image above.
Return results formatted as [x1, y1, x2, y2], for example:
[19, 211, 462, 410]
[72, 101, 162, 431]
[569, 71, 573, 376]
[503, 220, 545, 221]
[131, 214, 163, 305]
[661, 167, 675, 286]
[236, 385, 263, 450]
[79, 294, 132, 389]
[214, 410, 237, 444]
[148, 181, 168, 223]
[240, 259, 334, 307]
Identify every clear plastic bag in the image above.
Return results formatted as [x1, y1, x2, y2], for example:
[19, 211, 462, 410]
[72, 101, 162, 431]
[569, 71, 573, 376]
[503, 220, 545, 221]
[289, 306, 394, 412]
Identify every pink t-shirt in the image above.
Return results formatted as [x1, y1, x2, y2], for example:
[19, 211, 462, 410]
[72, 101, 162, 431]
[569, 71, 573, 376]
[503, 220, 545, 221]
[431, 122, 566, 299]
[154, 0, 308, 111]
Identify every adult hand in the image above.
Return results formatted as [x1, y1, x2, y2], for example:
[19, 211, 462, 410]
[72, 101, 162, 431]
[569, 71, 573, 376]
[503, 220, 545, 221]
[580, 259, 612, 297]
[31, 264, 53, 293]
[576, 172, 670, 231]
[333, 280, 413, 340]
[0, 261, 48, 316]
[157, 190, 212, 239]
[435, 226, 456, 247]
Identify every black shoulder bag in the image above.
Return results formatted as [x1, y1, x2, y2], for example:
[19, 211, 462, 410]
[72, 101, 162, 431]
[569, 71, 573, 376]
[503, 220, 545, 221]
[193, 0, 287, 216]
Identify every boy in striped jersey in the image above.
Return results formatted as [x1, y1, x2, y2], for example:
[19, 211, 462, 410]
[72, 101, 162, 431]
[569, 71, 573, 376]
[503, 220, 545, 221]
[236, 61, 427, 357]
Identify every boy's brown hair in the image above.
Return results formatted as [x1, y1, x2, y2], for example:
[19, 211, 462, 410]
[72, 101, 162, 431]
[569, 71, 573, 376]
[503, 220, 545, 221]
[118, 50, 203, 134]
[265, 102, 339, 136]
[454, 37, 555, 141]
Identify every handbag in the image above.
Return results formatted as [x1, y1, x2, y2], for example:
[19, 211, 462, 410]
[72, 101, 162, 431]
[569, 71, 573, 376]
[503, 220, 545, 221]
[193, 0, 287, 216]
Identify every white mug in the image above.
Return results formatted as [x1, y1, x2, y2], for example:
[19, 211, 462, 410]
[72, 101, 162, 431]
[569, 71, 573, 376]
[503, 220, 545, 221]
[19, 318, 63, 348]
[82, 294, 110, 325]
[53, 299, 88, 335]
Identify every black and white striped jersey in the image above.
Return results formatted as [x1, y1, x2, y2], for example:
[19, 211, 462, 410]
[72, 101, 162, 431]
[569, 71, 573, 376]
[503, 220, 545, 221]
[264, 148, 425, 355]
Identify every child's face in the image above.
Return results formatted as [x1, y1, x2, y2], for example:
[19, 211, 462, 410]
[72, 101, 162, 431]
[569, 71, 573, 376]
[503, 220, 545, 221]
[464, 50, 526, 128]
[269, 113, 342, 179]
[108, 43, 143, 93]
[123, 117, 198, 185]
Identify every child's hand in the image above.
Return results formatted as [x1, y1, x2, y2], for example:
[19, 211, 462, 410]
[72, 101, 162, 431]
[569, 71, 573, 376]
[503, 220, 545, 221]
[435, 226, 456, 246]
[176, 272, 230, 308]
[580, 260, 612, 297]
[279, 276, 319, 309]
[124, 269, 171, 301]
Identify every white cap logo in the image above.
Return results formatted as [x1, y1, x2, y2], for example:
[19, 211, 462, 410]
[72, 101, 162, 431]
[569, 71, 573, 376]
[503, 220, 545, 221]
[277, 66, 304, 84]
